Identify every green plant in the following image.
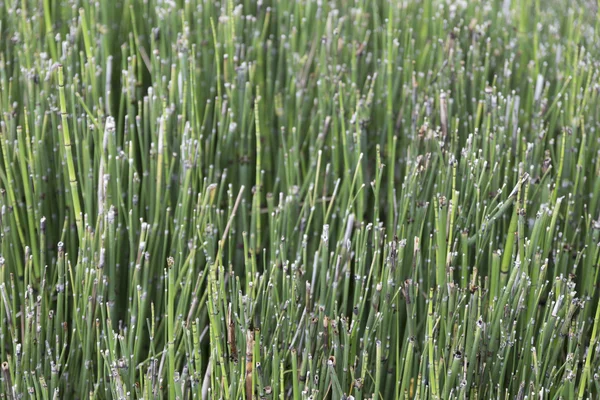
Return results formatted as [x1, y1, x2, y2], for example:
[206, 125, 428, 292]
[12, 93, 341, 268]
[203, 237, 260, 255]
[1, 0, 600, 399]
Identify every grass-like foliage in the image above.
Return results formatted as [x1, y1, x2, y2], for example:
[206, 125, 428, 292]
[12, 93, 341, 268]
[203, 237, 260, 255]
[1, 0, 600, 398]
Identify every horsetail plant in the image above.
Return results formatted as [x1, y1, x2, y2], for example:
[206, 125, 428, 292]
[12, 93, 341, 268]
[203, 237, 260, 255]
[1, 0, 600, 399]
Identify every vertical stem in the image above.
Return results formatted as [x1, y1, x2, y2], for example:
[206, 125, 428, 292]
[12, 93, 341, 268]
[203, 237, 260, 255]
[58, 65, 83, 239]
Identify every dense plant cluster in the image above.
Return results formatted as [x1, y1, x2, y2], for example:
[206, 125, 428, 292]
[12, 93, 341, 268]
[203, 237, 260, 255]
[1, 0, 600, 398]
